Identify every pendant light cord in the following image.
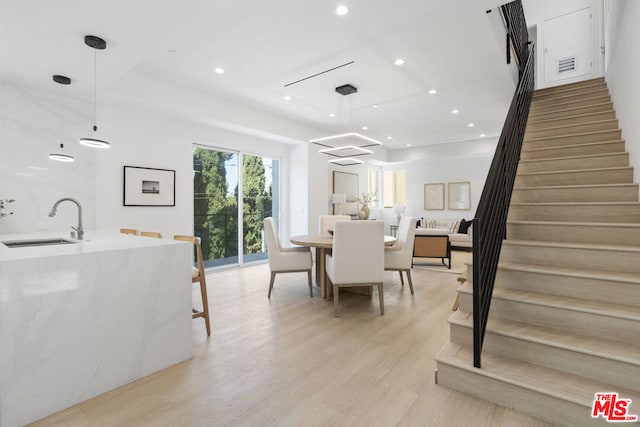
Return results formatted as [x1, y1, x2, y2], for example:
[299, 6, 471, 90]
[93, 47, 97, 131]
[60, 83, 64, 147]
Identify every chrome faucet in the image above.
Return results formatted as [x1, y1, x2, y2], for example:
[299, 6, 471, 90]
[49, 197, 84, 240]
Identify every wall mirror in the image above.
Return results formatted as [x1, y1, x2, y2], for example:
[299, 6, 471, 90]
[332, 171, 359, 215]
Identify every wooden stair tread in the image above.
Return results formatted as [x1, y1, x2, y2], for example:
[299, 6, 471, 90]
[526, 110, 615, 126]
[528, 101, 613, 119]
[497, 261, 640, 285]
[531, 93, 610, 108]
[513, 183, 637, 191]
[525, 118, 617, 133]
[516, 166, 631, 176]
[507, 219, 640, 228]
[518, 152, 626, 164]
[533, 78, 605, 97]
[436, 341, 640, 407]
[504, 238, 640, 253]
[525, 129, 620, 143]
[457, 282, 640, 322]
[510, 201, 640, 206]
[521, 139, 624, 153]
[448, 310, 640, 366]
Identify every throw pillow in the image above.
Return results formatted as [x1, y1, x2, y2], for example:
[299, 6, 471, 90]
[449, 220, 460, 233]
[458, 218, 473, 234]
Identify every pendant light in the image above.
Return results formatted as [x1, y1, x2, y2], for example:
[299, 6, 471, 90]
[49, 75, 75, 162]
[79, 35, 110, 149]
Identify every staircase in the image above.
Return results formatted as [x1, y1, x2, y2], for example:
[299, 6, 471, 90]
[435, 77, 640, 426]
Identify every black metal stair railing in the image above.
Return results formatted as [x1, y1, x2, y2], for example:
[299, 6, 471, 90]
[501, 0, 529, 73]
[472, 0, 534, 369]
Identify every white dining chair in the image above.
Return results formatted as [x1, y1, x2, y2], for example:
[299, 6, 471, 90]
[318, 215, 351, 234]
[326, 220, 384, 317]
[264, 217, 313, 298]
[384, 217, 418, 294]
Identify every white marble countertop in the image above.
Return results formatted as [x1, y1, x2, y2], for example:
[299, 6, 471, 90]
[0, 229, 186, 261]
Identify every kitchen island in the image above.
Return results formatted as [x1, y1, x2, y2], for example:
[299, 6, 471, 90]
[0, 230, 193, 427]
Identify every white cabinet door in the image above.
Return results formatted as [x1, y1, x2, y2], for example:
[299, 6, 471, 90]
[543, 7, 593, 84]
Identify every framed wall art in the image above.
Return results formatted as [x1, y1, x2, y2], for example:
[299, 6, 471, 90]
[332, 171, 359, 215]
[448, 181, 470, 210]
[123, 166, 176, 206]
[424, 183, 445, 210]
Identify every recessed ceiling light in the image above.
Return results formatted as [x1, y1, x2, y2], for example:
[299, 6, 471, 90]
[451, 109, 459, 114]
[329, 113, 336, 117]
[428, 89, 437, 95]
[406, 144, 412, 147]
[480, 133, 486, 137]
[386, 136, 393, 140]
[468, 123, 475, 127]
[336, 5, 349, 16]
[283, 95, 291, 100]
[394, 58, 405, 66]
[214, 67, 224, 74]
[373, 104, 379, 109]
[362, 126, 368, 130]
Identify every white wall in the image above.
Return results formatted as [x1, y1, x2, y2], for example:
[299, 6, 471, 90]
[0, 80, 312, 242]
[606, 0, 640, 184]
[386, 138, 498, 223]
[523, 0, 605, 89]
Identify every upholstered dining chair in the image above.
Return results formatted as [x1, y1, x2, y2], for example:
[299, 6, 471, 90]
[326, 221, 384, 317]
[120, 228, 138, 235]
[384, 217, 418, 294]
[174, 235, 211, 336]
[140, 231, 162, 238]
[318, 215, 351, 234]
[264, 217, 313, 298]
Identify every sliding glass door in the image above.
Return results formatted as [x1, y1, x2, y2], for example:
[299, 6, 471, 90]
[193, 146, 279, 268]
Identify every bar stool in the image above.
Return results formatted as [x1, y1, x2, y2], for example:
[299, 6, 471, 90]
[174, 235, 211, 336]
[140, 231, 162, 238]
[120, 228, 138, 235]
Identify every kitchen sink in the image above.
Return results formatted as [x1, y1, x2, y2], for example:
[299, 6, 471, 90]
[1, 238, 78, 248]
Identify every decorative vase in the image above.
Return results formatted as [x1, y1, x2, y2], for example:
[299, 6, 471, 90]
[359, 204, 370, 220]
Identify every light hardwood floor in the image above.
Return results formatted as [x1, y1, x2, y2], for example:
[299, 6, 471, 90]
[31, 251, 552, 427]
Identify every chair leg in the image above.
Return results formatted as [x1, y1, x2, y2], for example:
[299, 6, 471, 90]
[377, 283, 384, 315]
[268, 271, 276, 298]
[199, 277, 211, 337]
[333, 283, 340, 317]
[406, 269, 414, 295]
[399, 271, 404, 286]
[307, 270, 313, 297]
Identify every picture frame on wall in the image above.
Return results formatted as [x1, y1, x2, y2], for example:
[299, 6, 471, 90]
[424, 183, 445, 210]
[448, 181, 471, 210]
[123, 166, 176, 206]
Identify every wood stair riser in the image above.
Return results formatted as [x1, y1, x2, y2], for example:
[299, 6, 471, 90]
[533, 78, 605, 97]
[500, 243, 640, 274]
[529, 95, 612, 115]
[494, 267, 640, 307]
[517, 153, 629, 173]
[526, 111, 616, 131]
[435, 360, 603, 427]
[515, 168, 633, 187]
[524, 130, 622, 149]
[508, 203, 640, 222]
[525, 120, 618, 140]
[528, 102, 614, 123]
[507, 222, 640, 246]
[449, 321, 640, 393]
[511, 185, 639, 203]
[530, 90, 610, 110]
[521, 140, 625, 160]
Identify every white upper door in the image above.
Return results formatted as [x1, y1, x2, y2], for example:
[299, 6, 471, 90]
[543, 7, 593, 85]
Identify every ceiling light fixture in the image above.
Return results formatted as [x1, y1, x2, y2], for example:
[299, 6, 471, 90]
[428, 89, 437, 95]
[283, 95, 291, 100]
[386, 136, 393, 140]
[49, 75, 75, 162]
[394, 58, 405, 66]
[336, 5, 349, 16]
[480, 133, 486, 138]
[372, 104, 379, 109]
[329, 113, 335, 117]
[319, 145, 374, 158]
[451, 109, 459, 114]
[214, 67, 225, 74]
[79, 35, 110, 149]
[362, 126, 368, 130]
[329, 157, 364, 166]
[468, 123, 475, 127]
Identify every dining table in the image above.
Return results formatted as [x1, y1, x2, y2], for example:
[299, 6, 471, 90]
[290, 233, 396, 298]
